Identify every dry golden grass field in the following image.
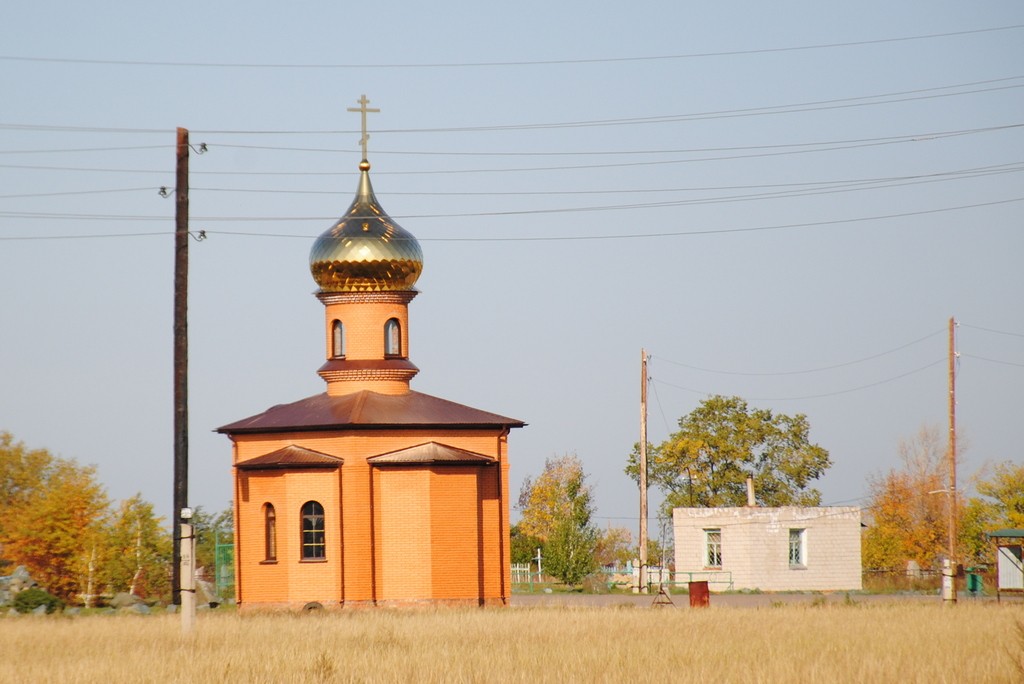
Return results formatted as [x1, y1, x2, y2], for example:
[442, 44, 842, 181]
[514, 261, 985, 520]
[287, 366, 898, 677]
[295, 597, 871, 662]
[1, 602, 1022, 683]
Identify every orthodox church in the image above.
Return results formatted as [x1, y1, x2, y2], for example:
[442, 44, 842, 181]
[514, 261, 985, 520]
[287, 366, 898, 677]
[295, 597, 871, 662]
[217, 101, 524, 609]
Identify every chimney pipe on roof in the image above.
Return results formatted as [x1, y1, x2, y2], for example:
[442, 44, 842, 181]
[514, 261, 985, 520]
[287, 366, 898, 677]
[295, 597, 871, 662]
[746, 477, 756, 507]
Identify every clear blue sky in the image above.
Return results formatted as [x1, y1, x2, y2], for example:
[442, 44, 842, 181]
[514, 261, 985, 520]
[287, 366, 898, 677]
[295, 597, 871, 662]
[1, 1, 1022, 535]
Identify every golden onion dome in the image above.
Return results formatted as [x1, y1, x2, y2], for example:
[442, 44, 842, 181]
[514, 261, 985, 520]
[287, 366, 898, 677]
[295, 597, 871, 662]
[310, 161, 423, 292]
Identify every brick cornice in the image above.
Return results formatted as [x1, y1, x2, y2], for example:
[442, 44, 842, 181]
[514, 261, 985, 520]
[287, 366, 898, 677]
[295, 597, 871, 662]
[317, 367, 419, 383]
[316, 290, 417, 306]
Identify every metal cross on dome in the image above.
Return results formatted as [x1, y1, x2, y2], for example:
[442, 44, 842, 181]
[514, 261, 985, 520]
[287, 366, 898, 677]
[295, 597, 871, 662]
[347, 94, 380, 161]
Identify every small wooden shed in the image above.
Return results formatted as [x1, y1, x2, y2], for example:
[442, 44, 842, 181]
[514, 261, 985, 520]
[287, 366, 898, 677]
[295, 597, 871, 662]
[986, 529, 1024, 602]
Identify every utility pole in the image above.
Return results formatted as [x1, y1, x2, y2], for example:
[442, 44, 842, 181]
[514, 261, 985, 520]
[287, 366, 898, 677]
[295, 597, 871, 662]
[638, 349, 649, 593]
[945, 316, 958, 603]
[180, 508, 196, 633]
[173, 127, 190, 606]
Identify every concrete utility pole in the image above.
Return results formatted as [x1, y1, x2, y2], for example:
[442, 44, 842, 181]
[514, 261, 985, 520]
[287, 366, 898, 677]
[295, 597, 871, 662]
[945, 316, 958, 603]
[638, 349, 649, 594]
[173, 127, 190, 606]
[180, 508, 196, 633]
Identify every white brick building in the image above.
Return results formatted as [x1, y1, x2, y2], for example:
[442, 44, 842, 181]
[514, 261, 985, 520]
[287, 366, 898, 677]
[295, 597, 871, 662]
[673, 506, 862, 592]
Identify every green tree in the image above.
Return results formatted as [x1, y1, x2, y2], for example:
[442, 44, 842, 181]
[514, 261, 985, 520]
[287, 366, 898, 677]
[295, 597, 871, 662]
[103, 494, 172, 600]
[190, 505, 234, 593]
[958, 496, 997, 567]
[518, 454, 599, 586]
[544, 476, 598, 587]
[510, 524, 544, 566]
[627, 395, 831, 514]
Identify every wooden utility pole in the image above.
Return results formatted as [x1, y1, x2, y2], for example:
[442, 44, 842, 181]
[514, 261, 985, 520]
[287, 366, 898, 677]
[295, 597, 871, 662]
[638, 349, 649, 593]
[172, 127, 190, 606]
[947, 316, 958, 603]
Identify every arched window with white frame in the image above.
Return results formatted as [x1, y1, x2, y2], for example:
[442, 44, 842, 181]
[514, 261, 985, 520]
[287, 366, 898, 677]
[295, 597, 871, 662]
[384, 318, 402, 358]
[263, 503, 277, 562]
[331, 320, 345, 358]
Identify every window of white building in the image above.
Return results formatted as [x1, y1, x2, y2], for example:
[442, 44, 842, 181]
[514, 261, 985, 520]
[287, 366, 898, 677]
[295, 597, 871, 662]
[789, 528, 806, 568]
[705, 528, 722, 568]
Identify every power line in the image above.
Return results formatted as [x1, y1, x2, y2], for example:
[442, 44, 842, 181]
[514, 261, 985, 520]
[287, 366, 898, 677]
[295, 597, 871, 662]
[2, 196, 1021, 239]
[2, 77, 1021, 138]
[961, 354, 1024, 368]
[4, 162, 1016, 211]
[4, 194, 1019, 229]
[960, 323, 1024, 339]
[198, 123, 1024, 157]
[0, 231, 170, 241]
[650, 357, 947, 402]
[0, 163, 171, 175]
[4, 194, 1019, 242]
[0, 145, 169, 155]
[0, 123, 169, 134]
[185, 162, 1024, 197]
[201, 78, 1024, 134]
[1, 24, 1020, 69]
[0, 185, 155, 198]
[3, 162, 1016, 210]
[652, 328, 946, 377]
[3, 147, 1022, 179]
[3, 128, 1019, 180]
[647, 374, 675, 436]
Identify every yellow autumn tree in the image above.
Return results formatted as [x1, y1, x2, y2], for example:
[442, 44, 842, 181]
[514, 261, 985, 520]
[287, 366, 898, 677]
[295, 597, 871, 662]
[593, 526, 633, 568]
[5, 459, 109, 600]
[0, 431, 52, 549]
[976, 461, 1024, 529]
[862, 426, 961, 571]
[1, 432, 110, 600]
[959, 461, 1024, 565]
[517, 453, 586, 540]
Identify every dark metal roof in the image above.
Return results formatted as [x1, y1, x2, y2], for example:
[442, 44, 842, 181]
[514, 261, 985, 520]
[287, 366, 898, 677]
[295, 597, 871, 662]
[987, 529, 1024, 539]
[367, 442, 495, 465]
[236, 445, 344, 470]
[217, 390, 525, 435]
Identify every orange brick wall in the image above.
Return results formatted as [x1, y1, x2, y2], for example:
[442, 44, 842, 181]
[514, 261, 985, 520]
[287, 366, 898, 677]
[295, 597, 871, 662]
[231, 427, 511, 609]
[377, 468, 433, 600]
[429, 467, 485, 600]
[236, 468, 343, 607]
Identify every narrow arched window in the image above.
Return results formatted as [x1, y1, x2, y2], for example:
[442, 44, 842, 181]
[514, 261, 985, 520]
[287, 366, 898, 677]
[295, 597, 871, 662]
[331, 320, 345, 358]
[384, 318, 402, 358]
[263, 503, 277, 562]
[301, 501, 326, 560]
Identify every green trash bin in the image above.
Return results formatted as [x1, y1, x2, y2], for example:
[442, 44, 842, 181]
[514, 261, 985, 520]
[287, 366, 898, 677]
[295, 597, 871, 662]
[966, 573, 982, 595]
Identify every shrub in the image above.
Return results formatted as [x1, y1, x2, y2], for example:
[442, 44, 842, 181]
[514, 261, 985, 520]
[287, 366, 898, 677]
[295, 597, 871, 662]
[13, 588, 64, 614]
